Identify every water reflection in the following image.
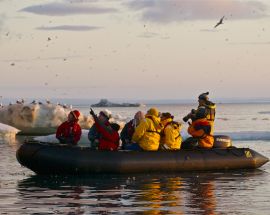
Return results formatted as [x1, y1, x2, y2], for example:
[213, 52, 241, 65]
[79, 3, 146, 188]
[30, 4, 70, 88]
[0, 131, 268, 214]
[15, 170, 267, 215]
[184, 175, 216, 215]
[134, 177, 183, 215]
[17, 175, 130, 214]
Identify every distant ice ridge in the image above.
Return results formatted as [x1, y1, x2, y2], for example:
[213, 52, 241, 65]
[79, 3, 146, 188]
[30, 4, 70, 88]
[0, 123, 20, 143]
[258, 111, 270, 115]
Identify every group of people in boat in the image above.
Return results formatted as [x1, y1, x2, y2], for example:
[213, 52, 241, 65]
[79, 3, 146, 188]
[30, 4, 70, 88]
[56, 92, 216, 151]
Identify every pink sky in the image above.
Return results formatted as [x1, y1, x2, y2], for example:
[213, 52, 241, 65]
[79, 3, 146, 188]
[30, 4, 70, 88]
[0, 0, 270, 100]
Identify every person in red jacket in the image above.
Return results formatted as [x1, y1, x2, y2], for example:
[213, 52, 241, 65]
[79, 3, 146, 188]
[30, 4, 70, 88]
[56, 110, 82, 145]
[90, 108, 120, 151]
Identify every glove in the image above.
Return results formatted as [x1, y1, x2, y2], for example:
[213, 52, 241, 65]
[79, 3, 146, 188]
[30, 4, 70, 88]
[90, 139, 99, 150]
[57, 136, 66, 144]
[66, 135, 75, 145]
[90, 108, 95, 116]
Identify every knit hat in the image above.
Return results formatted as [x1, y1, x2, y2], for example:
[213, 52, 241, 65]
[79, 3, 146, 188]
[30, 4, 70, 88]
[100, 109, 112, 119]
[147, 107, 160, 117]
[161, 112, 174, 120]
[198, 92, 209, 101]
[71, 110, 80, 120]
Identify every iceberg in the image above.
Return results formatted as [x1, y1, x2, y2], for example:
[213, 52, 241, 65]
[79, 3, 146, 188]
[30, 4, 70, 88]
[91, 99, 143, 107]
[0, 122, 20, 143]
[0, 102, 93, 135]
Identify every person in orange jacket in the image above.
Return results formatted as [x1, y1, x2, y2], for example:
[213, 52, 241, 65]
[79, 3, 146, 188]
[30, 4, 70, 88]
[183, 107, 214, 149]
[183, 92, 216, 135]
[56, 110, 82, 145]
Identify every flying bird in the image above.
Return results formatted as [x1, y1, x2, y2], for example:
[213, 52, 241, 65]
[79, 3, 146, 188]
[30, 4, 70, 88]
[214, 16, 225, 28]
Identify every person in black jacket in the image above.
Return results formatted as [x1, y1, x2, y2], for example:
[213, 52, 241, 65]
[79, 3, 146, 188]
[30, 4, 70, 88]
[120, 111, 144, 149]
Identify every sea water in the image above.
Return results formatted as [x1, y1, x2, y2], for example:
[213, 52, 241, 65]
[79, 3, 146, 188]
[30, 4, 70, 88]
[0, 103, 270, 214]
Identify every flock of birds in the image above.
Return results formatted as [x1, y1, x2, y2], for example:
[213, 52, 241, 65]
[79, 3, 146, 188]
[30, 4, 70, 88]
[5, 15, 226, 98]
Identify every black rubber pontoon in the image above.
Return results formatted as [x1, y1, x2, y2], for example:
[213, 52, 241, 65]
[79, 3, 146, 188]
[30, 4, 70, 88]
[16, 141, 269, 175]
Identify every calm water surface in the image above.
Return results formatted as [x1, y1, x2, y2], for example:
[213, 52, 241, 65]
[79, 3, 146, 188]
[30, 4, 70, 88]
[1, 103, 270, 214]
[1, 138, 269, 215]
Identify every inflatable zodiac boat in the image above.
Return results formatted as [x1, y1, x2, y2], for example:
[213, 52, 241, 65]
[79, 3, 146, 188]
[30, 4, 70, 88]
[16, 136, 269, 175]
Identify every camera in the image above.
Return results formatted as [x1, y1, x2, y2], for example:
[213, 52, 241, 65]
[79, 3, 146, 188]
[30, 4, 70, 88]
[183, 109, 196, 122]
[183, 115, 190, 122]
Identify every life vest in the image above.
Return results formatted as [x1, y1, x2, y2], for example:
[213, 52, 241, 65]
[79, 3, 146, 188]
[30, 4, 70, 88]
[161, 121, 181, 140]
[201, 101, 216, 122]
[160, 119, 182, 150]
[146, 116, 162, 136]
[188, 118, 214, 148]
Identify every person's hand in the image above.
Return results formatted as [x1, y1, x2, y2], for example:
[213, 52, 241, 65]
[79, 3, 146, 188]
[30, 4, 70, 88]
[57, 136, 66, 144]
[90, 108, 95, 116]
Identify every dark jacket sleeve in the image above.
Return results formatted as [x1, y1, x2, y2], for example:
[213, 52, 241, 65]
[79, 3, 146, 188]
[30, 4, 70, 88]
[120, 123, 128, 142]
[88, 124, 98, 142]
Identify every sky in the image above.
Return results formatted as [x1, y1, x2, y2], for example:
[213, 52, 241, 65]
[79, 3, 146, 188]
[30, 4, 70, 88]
[0, 0, 270, 101]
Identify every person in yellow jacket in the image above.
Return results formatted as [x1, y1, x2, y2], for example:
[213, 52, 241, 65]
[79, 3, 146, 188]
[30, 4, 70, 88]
[160, 112, 182, 150]
[183, 107, 214, 149]
[131, 107, 162, 151]
[183, 92, 216, 135]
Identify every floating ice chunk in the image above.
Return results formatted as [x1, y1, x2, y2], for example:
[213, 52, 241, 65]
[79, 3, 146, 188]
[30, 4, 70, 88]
[0, 123, 20, 143]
